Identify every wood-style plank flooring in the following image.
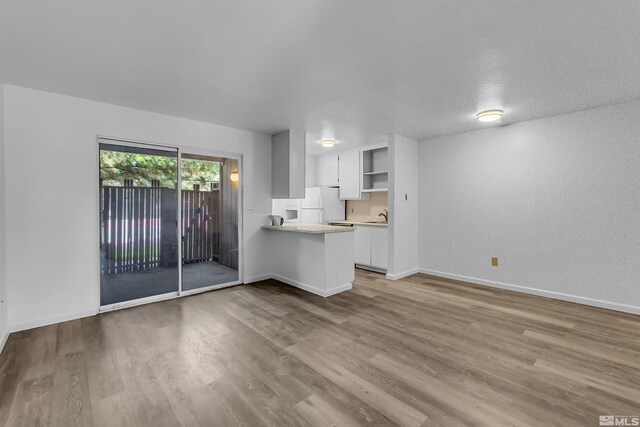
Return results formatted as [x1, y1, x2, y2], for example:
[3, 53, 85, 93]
[1, 269, 639, 426]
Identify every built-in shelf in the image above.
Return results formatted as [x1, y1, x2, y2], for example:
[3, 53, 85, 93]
[361, 146, 389, 192]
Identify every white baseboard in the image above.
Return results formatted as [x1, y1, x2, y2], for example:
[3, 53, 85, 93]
[243, 274, 273, 284]
[386, 268, 421, 281]
[271, 274, 352, 298]
[418, 268, 640, 316]
[10, 309, 97, 333]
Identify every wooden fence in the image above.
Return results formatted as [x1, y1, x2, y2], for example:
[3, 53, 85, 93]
[182, 189, 220, 264]
[100, 186, 220, 275]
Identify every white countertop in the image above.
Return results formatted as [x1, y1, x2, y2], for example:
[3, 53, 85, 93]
[328, 220, 388, 227]
[262, 223, 355, 234]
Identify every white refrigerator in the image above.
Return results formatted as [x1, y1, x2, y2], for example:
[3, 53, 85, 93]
[300, 187, 345, 225]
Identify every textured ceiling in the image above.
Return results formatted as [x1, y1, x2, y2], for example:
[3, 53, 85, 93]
[1, 0, 639, 155]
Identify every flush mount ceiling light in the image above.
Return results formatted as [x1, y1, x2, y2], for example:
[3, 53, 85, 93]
[476, 109, 504, 123]
[320, 139, 335, 148]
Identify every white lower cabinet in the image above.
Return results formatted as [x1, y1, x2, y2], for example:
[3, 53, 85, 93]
[354, 226, 372, 265]
[369, 226, 388, 269]
[353, 225, 387, 270]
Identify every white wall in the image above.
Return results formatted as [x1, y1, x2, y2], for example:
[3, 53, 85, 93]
[305, 155, 317, 188]
[419, 100, 640, 313]
[0, 78, 8, 349]
[3, 85, 272, 331]
[388, 134, 419, 279]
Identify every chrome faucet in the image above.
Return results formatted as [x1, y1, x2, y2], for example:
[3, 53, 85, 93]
[378, 209, 388, 222]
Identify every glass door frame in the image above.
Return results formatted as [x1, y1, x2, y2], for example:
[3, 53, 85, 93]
[96, 136, 244, 312]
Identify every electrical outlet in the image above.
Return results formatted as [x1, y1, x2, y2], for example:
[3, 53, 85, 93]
[491, 257, 499, 267]
[351, 208, 354, 213]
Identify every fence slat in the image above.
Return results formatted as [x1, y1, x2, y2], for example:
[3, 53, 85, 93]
[181, 189, 219, 264]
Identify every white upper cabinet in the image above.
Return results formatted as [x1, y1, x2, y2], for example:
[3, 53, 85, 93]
[338, 149, 363, 200]
[272, 130, 306, 199]
[361, 145, 389, 193]
[313, 142, 387, 199]
[316, 153, 339, 187]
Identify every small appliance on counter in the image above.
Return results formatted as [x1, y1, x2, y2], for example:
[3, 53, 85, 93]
[269, 215, 284, 226]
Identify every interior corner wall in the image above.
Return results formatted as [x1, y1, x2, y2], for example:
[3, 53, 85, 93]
[3, 85, 273, 332]
[387, 134, 419, 279]
[418, 100, 640, 313]
[0, 79, 8, 350]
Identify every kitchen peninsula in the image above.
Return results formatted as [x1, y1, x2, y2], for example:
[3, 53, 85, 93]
[261, 223, 355, 297]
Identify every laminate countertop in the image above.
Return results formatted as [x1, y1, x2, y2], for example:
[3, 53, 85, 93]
[262, 223, 355, 234]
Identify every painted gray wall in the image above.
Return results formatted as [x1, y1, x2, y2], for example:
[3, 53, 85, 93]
[271, 131, 291, 198]
[418, 100, 640, 313]
[288, 129, 306, 199]
[271, 130, 306, 199]
[305, 155, 317, 188]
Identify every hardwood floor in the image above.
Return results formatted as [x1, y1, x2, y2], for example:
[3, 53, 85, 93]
[1, 269, 639, 426]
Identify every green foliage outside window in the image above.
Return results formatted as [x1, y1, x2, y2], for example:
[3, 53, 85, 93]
[100, 151, 220, 190]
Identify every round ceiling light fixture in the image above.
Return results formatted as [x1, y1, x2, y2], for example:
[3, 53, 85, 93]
[476, 109, 504, 123]
[320, 139, 336, 148]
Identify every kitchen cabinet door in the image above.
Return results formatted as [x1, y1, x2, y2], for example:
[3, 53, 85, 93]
[316, 153, 339, 187]
[370, 226, 388, 269]
[338, 149, 361, 200]
[354, 226, 371, 266]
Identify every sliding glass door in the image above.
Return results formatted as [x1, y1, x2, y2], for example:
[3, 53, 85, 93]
[99, 141, 179, 306]
[181, 153, 239, 291]
[98, 140, 241, 308]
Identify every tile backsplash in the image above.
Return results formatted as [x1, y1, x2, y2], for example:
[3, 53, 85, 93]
[346, 192, 388, 220]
